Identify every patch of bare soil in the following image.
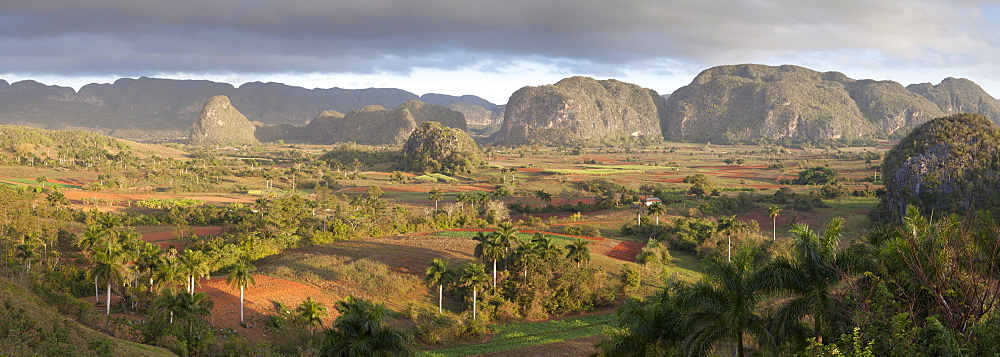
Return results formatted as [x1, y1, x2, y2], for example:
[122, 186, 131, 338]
[198, 274, 337, 341]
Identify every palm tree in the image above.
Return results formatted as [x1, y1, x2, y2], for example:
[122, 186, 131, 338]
[91, 243, 131, 319]
[490, 185, 511, 207]
[716, 215, 740, 262]
[768, 217, 863, 344]
[534, 190, 552, 208]
[598, 286, 687, 356]
[136, 243, 162, 293]
[429, 188, 443, 212]
[14, 235, 42, 273]
[297, 296, 329, 334]
[425, 258, 450, 314]
[179, 249, 210, 294]
[474, 233, 505, 288]
[77, 224, 110, 257]
[531, 233, 563, 262]
[494, 222, 519, 270]
[176, 291, 213, 346]
[226, 259, 257, 324]
[677, 245, 774, 357]
[320, 296, 412, 356]
[768, 205, 781, 241]
[565, 238, 591, 268]
[647, 202, 667, 225]
[82, 227, 112, 304]
[154, 253, 185, 294]
[512, 241, 541, 280]
[95, 213, 123, 234]
[155, 289, 182, 324]
[458, 263, 490, 320]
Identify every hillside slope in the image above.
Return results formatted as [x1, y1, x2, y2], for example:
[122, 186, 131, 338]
[0, 277, 173, 356]
[494, 77, 666, 146]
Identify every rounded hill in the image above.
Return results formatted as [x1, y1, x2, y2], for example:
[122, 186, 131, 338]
[882, 113, 1000, 219]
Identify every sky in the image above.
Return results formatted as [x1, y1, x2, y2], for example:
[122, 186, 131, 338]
[1, 0, 999, 104]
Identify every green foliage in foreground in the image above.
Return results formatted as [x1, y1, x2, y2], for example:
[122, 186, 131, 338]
[601, 207, 1000, 356]
[420, 314, 613, 356]
[0, 277, 173, 356]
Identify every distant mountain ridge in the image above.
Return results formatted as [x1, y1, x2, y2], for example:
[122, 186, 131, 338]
[3, 64, 999, 146]
[191, 96, 468, 145]
[0, 77, 501, 141]
[662, 64, 1000, 144]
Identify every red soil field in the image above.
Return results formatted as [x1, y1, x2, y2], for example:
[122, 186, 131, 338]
[198, 274, 337, 340]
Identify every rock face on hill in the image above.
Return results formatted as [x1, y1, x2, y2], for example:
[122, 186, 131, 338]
[420, 93, 504, 126]
[663, 64, 1000, 144]
[189, 96, 259, 145]
[881, 113, 1000, 220]
[907, 77, 1000, 121]
[322, 100, 467, 145]
[494, 77, 666, 146]
[400, 121, 483, 174]
[0, 77, 497, 141]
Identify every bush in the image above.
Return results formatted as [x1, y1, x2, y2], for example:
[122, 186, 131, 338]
[636, 240, 671, 265]
[794, 166, 839, 185]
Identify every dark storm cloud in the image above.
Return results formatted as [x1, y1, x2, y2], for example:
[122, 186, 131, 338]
[0, 0, 997, 76]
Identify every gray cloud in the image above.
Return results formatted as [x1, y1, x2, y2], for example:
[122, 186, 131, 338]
[0, 0, 998, 88]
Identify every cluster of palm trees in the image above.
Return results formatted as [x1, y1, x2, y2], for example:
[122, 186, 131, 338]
[425, 222, 591, 319]
[74, 214, 262, 329]
[601, 217, 861, 356]
[320, 296, 411, 356]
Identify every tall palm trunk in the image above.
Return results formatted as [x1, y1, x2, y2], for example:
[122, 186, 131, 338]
[772, 218, 777, 241]
[737, 331, 744, 357]
[815, 315, 823, 344]
[95, 275, 100, 303]
[492, 260, 497, 288]
[727, 234, 732, 262]
[106, 282, 112, 317]
[472, 288, 478, 320]
[438, 284, 443, 314]
[240, 285, 245, 323]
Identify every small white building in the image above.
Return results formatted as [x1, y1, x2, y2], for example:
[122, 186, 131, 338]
[641, 197, 662, 206]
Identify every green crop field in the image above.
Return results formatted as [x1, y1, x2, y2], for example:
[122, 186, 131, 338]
[419, 314, 614, 356]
